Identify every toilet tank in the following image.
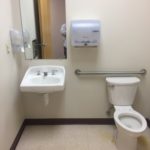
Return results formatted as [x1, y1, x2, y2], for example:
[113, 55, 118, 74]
[106, 77, 140, 106]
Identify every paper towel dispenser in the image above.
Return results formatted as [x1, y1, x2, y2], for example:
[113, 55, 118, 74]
[71, 20, 100, 47]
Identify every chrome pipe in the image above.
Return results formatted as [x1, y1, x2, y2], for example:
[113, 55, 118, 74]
[75, 69, 147, 76]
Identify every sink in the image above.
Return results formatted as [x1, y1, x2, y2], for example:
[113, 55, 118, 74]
[20, 65, 65, 93]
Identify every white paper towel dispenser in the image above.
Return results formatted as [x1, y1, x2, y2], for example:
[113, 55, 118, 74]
[71, 20, 100, 47]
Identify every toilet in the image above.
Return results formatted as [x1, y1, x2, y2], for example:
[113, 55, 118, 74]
[106, 77, 147, 150]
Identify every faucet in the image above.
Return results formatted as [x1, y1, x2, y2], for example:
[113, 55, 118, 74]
[43, 72, 48, 77]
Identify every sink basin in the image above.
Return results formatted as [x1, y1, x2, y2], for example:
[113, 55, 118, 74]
[20, 65, 65, 93]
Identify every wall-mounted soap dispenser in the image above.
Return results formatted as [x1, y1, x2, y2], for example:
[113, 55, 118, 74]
[71, 20, 100, 47]
[10, 29, 24, 53]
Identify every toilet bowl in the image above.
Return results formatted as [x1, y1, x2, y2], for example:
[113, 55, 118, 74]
[114, 106, 147, 136]
[114, 106, 147, 150]
[106, 77, 147, 150]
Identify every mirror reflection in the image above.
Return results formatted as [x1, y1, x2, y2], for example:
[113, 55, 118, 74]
[20, 0, 67, 59]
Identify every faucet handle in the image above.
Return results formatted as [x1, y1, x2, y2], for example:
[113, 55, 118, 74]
[43, 72, 48, 76]
[51, 70, 57, 75]
[37, 71, 41, 75]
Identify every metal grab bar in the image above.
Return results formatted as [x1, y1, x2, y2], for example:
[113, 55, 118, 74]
[75, 69, 147, 76]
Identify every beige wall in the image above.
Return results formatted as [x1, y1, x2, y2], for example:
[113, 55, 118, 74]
[0, 0, 24, 149]
[21, 0, 150, 119]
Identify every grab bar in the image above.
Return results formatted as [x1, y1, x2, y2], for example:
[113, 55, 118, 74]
[75, 69, 147, 76]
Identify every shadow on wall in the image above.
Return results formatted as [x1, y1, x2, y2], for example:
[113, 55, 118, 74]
[11, 0, 22, 29]
[10, 0, 24, 71]
[70, 46, 100, 65]
[22, 91, 66, 118]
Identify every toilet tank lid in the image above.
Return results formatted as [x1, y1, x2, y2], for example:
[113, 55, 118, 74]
[106, 77, 140, 85]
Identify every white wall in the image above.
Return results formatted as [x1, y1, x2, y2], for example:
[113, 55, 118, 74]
[21, 0, 150, 119]
[0, 0, 24, 149]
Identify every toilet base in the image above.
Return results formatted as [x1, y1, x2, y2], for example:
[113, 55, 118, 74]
[115, 130, 137, 150]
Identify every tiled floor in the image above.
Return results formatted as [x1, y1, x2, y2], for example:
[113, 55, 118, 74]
[16, 125, 150, 150]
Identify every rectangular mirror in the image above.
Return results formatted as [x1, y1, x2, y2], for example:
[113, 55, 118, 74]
[20, 0, 67, 59]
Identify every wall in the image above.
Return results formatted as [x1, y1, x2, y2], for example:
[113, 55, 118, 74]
[21, 0, 150, 119]
[0, 0, 24, 149]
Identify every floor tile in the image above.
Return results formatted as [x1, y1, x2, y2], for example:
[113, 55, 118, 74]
[16, 125, 150, 150]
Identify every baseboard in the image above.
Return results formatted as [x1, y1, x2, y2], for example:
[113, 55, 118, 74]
[10, 117, 150, 150]
[10, 120, 26, 150]
[147, 119, 150, 128]
[25, 118, 115, 125]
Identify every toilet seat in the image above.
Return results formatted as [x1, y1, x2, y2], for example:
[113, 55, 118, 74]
[114, 106, 147, 134]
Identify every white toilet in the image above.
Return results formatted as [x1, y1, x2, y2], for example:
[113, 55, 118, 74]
[106, 77, 147, 150]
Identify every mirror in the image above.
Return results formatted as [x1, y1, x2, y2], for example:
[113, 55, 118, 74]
[20, 0, 67, 59]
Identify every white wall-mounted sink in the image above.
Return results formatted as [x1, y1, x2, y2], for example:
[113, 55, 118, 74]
[20, 65, 65, 93]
